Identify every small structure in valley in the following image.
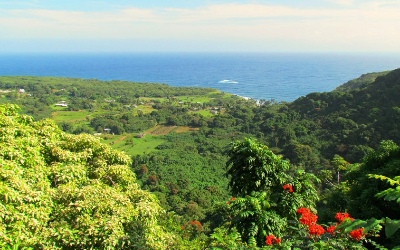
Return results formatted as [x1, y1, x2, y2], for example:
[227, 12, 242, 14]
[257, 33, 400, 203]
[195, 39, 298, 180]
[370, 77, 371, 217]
[55, 101, 68, 107]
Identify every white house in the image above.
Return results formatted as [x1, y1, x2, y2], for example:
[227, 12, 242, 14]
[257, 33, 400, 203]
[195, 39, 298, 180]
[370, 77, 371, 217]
[55, 101, 68, 107]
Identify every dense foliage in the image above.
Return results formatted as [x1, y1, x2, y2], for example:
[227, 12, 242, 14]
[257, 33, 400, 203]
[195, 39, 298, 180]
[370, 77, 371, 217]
[224, 138, 319, 246]
[211, 139, 400, 250]
[0, 104, 173, 249]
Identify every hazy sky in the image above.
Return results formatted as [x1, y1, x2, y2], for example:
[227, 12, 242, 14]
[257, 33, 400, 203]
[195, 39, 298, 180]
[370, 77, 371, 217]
[1, 0, 400, 53]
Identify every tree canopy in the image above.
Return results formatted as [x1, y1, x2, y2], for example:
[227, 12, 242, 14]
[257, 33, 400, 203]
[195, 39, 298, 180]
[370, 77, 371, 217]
[0, 104, 173, 249]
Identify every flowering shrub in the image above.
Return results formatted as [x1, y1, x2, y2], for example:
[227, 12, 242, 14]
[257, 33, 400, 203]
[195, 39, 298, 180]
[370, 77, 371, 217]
[296, 208, 369, 241]
[217, 138, 400, 249]
[297, 207, 317, 226]
[308, 224, 325, 236]
[282, 184, 293, 193]
[335, 212, 353, 223]
[225, 139, 319, 247]
[265, 234, 281, 246]
[326, 225, 336, 235]
[296, 207, 325, 236]
[349, 228, 364, 241]
[333, 212, 366, 241]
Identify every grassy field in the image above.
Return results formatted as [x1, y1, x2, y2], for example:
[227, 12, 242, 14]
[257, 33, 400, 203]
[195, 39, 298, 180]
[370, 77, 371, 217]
[146, 125, 177, 135]
[193, 109, 214, 117]
[146, 125, 199, 135]
[104, 134, 165, 155]
[52, 110, 91, 122]
[102, 125, 199, 155]
[135, 104, 156, 114]
[174, 126, 199, 133]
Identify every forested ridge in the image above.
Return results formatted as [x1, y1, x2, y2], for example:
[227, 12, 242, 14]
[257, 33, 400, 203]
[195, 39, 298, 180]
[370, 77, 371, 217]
[1, 69, 400, 249]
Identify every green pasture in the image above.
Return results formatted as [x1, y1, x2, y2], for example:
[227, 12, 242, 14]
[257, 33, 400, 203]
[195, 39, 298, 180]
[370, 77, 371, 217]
[106, 134, 165, 155]
[176, 96, 208, 103]
[52, 108, 113, 122]
[52, 110, 91, 122]
[193, 109, 214, 117]
[141, 93, 227, 105]
[140, 97, 168, 103]
[207, 91, 232, 98]
[136, 105, 156, 114]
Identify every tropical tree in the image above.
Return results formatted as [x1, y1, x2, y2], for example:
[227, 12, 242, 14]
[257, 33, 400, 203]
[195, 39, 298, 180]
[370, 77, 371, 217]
[224, 138, 319, 247]
[216, 138, 400, 249]
[0, 104, 174, 249]
[346, 140, 400, 220]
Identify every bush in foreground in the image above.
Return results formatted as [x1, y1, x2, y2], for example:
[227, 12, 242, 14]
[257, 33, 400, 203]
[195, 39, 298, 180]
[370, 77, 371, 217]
[0, 104, 174, 249]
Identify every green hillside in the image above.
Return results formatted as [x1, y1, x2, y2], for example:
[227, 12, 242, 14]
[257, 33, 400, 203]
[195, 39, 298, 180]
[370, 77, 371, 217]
[288, 68, 400, 162]
[334, 71, 390, 92]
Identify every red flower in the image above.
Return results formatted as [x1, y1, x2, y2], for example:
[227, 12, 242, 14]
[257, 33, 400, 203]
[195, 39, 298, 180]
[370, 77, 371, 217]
[308, 224, 325, 236]
[349, 228, 364, 241]
[283, 184, 294, 193]
[297, 207, 326, 237]
[265, 234, 281, 245]
[335, 212, 353, 223]
[297, 208, 318, 226]
[300, 214, 318, 226]
[327, 224, 336, 235]
[265, 235, 275, 245]
[227, 197, 236, 205]
[297, 207, 311, 215]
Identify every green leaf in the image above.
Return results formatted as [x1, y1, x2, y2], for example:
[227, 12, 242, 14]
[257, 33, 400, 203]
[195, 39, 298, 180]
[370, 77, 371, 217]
[385, 218, 400, 238]
[336, 219, 366, 233]
[363, 218, 383, 233]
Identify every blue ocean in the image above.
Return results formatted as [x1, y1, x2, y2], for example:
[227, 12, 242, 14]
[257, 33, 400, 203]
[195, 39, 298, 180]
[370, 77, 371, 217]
[1, 52, 400, 101]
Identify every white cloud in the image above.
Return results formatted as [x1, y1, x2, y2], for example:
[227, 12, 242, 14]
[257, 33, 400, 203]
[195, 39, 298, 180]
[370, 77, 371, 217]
[0, 2, 399, 52]
[329, 0, 354, 5]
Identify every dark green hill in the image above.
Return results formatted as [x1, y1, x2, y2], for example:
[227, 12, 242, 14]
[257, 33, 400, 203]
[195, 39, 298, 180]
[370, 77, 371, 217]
[287, 68, 400, 162]
[334, 71, 389, 92]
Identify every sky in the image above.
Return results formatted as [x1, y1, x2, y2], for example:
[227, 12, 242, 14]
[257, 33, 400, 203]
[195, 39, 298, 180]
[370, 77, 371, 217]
[1, 0, 400, 53]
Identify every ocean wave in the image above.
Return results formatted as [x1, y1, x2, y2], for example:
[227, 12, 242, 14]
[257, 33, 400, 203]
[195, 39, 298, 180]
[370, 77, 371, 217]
[234, 95, 251, 100]
[218, 79, 238, 84]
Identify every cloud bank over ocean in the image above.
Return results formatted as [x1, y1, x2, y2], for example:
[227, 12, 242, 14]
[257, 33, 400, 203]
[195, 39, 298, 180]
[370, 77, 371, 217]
[1, 1, 399, 53]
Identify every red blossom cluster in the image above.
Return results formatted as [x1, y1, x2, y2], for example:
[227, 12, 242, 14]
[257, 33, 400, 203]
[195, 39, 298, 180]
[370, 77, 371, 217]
[296, 207, 325, 236]
[265, 234, 281, 245]
[349, 228, 364, 241]
[326, 224, 337, 235]
[334, 212, 364, 241]
[308, 224, 325, 236]
[282, 184, 294, 193]
[335, 212, 353, 223]
[297, 208, 317, 225]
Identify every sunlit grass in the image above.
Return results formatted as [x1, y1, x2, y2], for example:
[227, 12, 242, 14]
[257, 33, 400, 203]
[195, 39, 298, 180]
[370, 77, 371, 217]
[106, 134, 165, 155]
[52, 110, 91, 122]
